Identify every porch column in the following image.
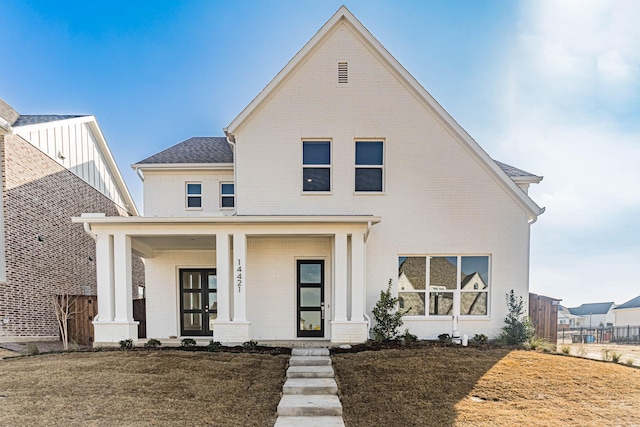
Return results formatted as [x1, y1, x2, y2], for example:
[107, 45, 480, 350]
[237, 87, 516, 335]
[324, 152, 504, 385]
[232, 233, 247, 322]
[113, 233, 133, 322]
[333, 232, 348, 322]
[95, 233, 114, 322]
[350, 232, 365, 321]
[216, 233, 230, 322]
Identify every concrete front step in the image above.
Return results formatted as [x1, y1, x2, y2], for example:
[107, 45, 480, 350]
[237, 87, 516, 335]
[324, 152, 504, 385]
[277, 395, 343, 417]
[286, 365, 334, 378]
[291, 348, 330, 356]
[283, 378, 338, 395]
[289, 355, 332, 366]
[274, 416, 345, 427]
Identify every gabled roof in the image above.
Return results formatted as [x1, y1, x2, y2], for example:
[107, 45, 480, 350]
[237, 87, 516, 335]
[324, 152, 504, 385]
[0, 98, 19, 131]
[13, 114, 87, 127]
[134, 137, 233, 165]
[224, 6, 544, 220]
[568, 302, 616, 316]
[614, 295, 640, 310]
[495, 160, 543, 184]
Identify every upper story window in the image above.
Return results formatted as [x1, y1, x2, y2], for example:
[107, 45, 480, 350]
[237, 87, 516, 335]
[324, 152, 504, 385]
[355, 141, 384, 192]
[303, 141, 331, 192]
[186, 182, 202, 208]
[220, 182, 235, 208]
[398, 255, 490, 317]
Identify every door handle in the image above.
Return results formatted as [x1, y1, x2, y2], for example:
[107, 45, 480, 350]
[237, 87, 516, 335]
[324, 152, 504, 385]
[321, 302, 325, 320]
[204, 305, 209, 313]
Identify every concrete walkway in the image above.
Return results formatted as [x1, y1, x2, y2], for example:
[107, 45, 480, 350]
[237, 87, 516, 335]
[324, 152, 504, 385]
[274, 348, 345, 427]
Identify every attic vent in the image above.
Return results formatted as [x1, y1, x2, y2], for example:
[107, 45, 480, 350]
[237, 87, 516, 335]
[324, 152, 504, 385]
[338, 62, 348, 84]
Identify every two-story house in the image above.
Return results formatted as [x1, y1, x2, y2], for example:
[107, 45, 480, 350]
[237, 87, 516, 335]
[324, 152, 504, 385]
[75, 7, 544, 345]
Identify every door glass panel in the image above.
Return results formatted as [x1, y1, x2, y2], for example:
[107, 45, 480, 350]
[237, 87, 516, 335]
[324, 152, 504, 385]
[208, 274, 217, 290]
[183, 313, 202, 330]
[209, 313, 217, 331]
[299, 311, 322, 331]
[183, 293, 201, 310]
[182, 272, 202, 290]
[300, 264, 321, 283]
[300, 288, 321, 307]
[208, 292, 218, 310]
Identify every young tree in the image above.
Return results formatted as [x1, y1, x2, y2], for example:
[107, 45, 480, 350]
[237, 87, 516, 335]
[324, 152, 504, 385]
[372, 279, 408, 342]
[52, 293, 79, 350]
[501, 290, 535, 345]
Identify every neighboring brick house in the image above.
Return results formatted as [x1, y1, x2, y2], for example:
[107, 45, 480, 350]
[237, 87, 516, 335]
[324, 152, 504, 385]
[0, 98, 143, 342]
[77, 7, 544, 345]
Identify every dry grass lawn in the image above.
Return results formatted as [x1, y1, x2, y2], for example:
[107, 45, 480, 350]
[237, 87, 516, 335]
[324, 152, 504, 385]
[0, 350, 288, 426]
[333, 347, 640, 427]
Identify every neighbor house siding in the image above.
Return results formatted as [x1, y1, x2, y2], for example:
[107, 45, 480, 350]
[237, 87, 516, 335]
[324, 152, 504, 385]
[615, 309, 640, 326]
[232, 22, 532, 339]
[0, 134, 144, 339]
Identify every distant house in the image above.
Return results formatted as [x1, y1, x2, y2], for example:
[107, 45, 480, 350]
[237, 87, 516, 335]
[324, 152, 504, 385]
[0, 98, 143, 342]
[568, 302, 616, 328]
[613, 295, 640, 326]
[558, 305, 584, 328]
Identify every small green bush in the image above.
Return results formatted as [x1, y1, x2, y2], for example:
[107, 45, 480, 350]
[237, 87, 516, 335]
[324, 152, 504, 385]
[601, 348, 613, 362]
[242, 340, 258, 350]
[561, 345, 571, 355]
[438, 333, 452, 344]
[500, 290, 535, 345]
[611, 352, 622, 363]
[24, 343, 39, 355]
[119, 339, 133, 350]
[402, 329, 417, 343]
[471, 334, 488, 345]
[144, 338, 161, 348]
[208, 340, 222, 352]
[181, 338, 197, 348]
[371, 279, 408, 342]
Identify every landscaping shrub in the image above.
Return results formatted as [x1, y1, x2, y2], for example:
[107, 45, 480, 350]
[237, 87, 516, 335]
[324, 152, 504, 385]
[625, 358, 635, 367]
[144, 339, 161, 348]
[372, 279, 407, 342]
[471, 334, 488, 345]
[601, 348, 613, 362]
[611, 352, 622, 363]
[500, 290, 534, 345]
[438, 333, 452, 344]
[561, 345, 571, 355]
[242, 340, 258, 351]
[402, 329, 417, 343]
[181, 338, 197, 348]
[119, 339, 133, 350]
[208, 340, 222, 352]
[24, 343, 39, 355]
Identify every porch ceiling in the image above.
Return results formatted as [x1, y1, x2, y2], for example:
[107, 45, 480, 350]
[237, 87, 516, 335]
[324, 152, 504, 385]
[132, 235, 215, 255]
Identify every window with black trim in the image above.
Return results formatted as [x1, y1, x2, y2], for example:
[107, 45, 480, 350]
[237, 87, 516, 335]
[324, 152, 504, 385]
[303, 141, 331, 192]
[355, 141, 383, 192]
[186, 182, 202, 208]
[220, 182, 235, 208]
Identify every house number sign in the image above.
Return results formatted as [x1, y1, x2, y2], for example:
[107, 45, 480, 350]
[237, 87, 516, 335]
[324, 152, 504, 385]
[236, 259, 242, 292]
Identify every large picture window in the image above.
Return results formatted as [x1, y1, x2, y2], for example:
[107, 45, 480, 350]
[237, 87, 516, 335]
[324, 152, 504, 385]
[355, 141, 383, 192]
[303, 141, 331, 192]
[398, 255, 489, 317]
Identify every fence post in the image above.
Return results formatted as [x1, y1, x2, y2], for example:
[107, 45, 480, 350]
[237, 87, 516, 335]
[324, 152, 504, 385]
[629, 325, 631, 344]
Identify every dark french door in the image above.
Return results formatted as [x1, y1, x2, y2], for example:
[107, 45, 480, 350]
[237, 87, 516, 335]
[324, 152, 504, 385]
[180, 269, 217, 336]
[297, 260, 325, 338]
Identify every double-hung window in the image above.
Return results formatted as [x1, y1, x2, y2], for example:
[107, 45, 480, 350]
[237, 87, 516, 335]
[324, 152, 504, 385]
[355, 141, 383, 192]
[303, 141, 331, 192]
[220, 182, 235, 208]
[398, 255, 490, 317]
[186, 182, 202, 208]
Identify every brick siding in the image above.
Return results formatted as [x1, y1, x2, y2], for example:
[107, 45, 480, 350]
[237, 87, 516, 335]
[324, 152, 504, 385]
[0, 134, 144, 337]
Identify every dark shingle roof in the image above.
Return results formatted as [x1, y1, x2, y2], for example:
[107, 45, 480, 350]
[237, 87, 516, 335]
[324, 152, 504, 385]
[136, 137, 233, 165]
[494, 160, 540, 179]
[12, 115, 86, 127]
[615, 295, 640, 310]
[568, 302, 615, 316]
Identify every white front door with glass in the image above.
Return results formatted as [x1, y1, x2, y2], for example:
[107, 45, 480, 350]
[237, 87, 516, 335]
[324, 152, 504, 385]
[180, 269, 217, 336]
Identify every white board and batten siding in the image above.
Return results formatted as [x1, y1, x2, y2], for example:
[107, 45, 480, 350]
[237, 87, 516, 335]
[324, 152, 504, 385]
[14, 118, 129, 211]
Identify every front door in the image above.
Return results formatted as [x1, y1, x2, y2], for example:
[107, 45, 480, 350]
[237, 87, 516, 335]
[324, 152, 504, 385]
[180, 269, 217, 336]
[297, 260, 325, 337]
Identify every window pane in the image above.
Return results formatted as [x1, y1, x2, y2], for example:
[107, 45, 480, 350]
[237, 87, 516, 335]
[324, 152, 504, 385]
[187, 196, 201, 208]
[300, 288, 321, 307]
[182, 272, 202, 290]
[355, 168, 382, 191]
[355, 141, 383, 165]
[208, 274, 217, 290]
[461, 292, 487, 315]
[461, 256, 489, 290]
[399, 292, 425, 316]
[221, 196, 234, 208]
[398, 257, 426, 290]
[429, 292, 454, 315]
[303, 168, 330, 191]
[303, 141, 330, 165]
[221, 183, 234, 195]
[209, 292, 218, 311]
[187, 183, 201, 195]
[300, 264, 321, 283]
[430, 257, 457, 290]
[300, 311, 322, 331]
[183, 293, 201, 310]
[183, 313, 202, 330]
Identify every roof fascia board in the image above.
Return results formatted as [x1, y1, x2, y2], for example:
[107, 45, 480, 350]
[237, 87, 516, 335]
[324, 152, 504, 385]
[72, 215, 382, 225]
[11, 115, 91, 132]
[225, 6, 543, 219]
[132, 163, 234, 171]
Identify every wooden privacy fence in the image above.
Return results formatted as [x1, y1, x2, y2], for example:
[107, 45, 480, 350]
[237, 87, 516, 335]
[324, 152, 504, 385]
[529, 293, 561, 343]
[64, 296, 146, 345]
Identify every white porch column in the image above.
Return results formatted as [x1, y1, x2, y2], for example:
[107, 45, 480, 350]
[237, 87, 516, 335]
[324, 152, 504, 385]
[95, 233, 114, 322]
[333, 232, 348, 322]
[232, 233, 247, 322]
[215, 233, 230, 322]
[350, 232, 365, 322]
[113, 233, 133, 322]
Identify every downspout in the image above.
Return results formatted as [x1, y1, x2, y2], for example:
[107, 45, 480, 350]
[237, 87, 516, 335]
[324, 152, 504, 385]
[225, 132, 238, 215]
[83, 222, 97, 241]
[362, 221, 373, 335]
[134, 167, 144, 182]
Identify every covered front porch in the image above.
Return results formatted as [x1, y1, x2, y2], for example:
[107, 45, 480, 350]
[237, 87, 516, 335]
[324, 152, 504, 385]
[73, 215, 380, 346]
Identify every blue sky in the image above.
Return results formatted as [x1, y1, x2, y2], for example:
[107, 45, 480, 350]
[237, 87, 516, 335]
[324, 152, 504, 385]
[2, 1, 639, 308]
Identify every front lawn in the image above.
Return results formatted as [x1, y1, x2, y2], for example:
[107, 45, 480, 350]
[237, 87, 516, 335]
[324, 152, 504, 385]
[333, 346, 640, 426]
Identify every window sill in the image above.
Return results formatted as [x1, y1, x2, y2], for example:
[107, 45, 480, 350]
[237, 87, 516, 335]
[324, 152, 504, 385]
[185, 208, 203, 211]
[354, 191, 385, 196]
[402, 315, 491, 320]
[301, 192, 333, 196]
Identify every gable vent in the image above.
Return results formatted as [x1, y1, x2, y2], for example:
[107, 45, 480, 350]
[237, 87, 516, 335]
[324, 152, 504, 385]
[338, 62, 348, 84]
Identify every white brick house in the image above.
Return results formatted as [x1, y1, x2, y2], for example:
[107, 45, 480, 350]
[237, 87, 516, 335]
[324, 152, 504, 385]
[76, 7, 544, 345]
